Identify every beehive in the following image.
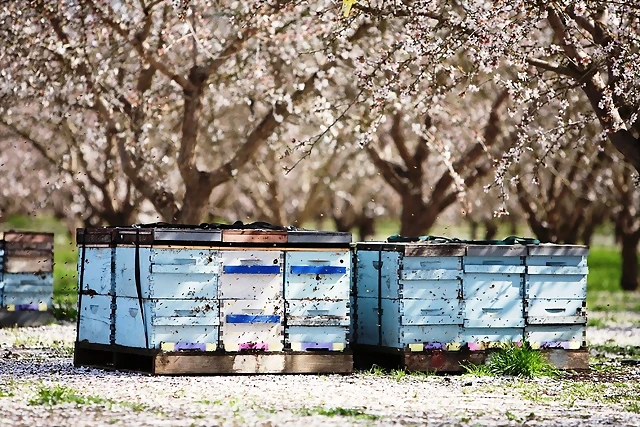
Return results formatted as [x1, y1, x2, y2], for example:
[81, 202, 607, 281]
[352, 241, 588, 371]
[0, 232, 54, 324]
[524, 245, 588, 350]
[462, 245, 526, 350]
[74, 226, 353, 374]
[353, 243, 465, 350]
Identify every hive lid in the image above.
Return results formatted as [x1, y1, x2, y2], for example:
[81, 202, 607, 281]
[286, 230, 352, 244]
[465, 245, 527, 257]
[527, 244, 589, 256]
[76, 227, 154, 245]
[2, 231, 54, 251]
[76, 223, 351, 247]
[353, 241, 466, 256]
[154, 228, 222, 243]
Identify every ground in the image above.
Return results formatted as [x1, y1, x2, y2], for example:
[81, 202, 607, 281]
[1, 314, 639, 427]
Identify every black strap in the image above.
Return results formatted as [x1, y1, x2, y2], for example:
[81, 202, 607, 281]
[387, 234, 541, 245]
[134, 229, 149, 349]
[75, 229, 87, 343]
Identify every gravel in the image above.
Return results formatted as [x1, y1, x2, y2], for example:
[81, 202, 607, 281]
[0, 322, 639, 427]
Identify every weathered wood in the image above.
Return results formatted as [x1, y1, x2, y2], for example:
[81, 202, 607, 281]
[403, 350, 485, 372]
[542, 348, 589, 370]
[404, 244, 466, 257]
[3, 232, 54, 244]
[5, 242, 53, 251]
[5, 255, 53, 273]
[154, 352, 353, 375]
[74, 342, 353, 375]
[76, 228, 154, 245]
[222, 230, 288, 243]
[0, 310, 55, 328]
[353, 344, 589, 372]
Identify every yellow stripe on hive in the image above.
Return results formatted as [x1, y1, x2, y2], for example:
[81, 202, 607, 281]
[160, 342, 175, 352]
[487, 342, 506, 349]
[6, 305, 15, 312]
[408, 343, 424, 352]
[291, 343, 303, 352]
[446, 342, 461, 351]
[332, 343, 345, 351]
[567, 341, 581, 350]
[268, 341, 284, 352]
[38, 303, 48, 312]
[205, 343, 217, 352]
[529, 342, 541, 350]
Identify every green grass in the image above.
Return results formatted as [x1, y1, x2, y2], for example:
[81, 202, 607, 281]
[28, 384, 148, 411]
[585, 247, 640, 311]
[463, 343, 559, 378]
[627, 403, 640, 413]
[29, 384, 105, 406]
[587, 247, 623, 293]
[591, 344, 640, 358]
[298, 407, 379, 421]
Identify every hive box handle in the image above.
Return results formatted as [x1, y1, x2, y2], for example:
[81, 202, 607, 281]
[307, 310, 330, 315]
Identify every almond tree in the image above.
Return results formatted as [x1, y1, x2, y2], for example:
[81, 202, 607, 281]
[610, 166, 640, 291]
[343, 1, 640, 178]
[0, 1, 372, 224]
[364, 88, 509, 236]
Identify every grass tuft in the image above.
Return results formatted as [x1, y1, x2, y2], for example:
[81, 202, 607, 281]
[29, 385, 105, 406]
[463, 343, 559, 378]
[298, 407, 379, 420]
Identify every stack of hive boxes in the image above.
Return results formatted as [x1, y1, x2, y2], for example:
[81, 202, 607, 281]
[353, 243, 465, 350]
[285, 232, 350, 352]
[461, 245, 526, 350]
[352, 241, 588, 352]
[0, 232, 54, 314]
[524, 245, 588, 349]
[76, 226, 352, 354]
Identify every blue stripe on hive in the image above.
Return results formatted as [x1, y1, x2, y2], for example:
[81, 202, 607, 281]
[222, 265, 280, 275]
[226, 314, 281, 324]
[290, 266, 347, 275]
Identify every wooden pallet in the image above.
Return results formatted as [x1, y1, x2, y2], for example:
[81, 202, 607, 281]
[353, 344, 589, 372]
[74, 342, 353, 375]
[0, 310, 55, 328]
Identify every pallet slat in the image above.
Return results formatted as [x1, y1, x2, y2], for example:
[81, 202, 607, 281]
[74, 342, 352, 375]
[353, 344, 588, 372]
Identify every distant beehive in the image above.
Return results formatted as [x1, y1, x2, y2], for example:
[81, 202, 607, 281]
[0, 232, 54, 317]
[352, 242, 588, 354]
[74, 225, 353, 374]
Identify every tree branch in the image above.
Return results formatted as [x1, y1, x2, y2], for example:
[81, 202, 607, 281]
[527, 57, 582, 79]
[85, 0, 192, 90]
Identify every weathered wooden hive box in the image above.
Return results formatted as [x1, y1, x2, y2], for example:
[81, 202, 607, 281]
[73, 225, 352, 375]
[0, 231, 54, 327]
[352, 241, 588, 372]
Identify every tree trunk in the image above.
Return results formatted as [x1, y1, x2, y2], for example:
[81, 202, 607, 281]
[399, 194, 432, 236]
[484, 220, 498, 240]
[356, 215, 376, 241]
[469, 221, 479, 240]
[620, 233, 640, 291]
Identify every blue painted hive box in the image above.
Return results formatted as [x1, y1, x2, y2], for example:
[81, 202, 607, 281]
[352, 241, 588, 353]
[524, 245, 588, 349]
[0, 232, 54, 315]
[75, 226, 352, 355]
